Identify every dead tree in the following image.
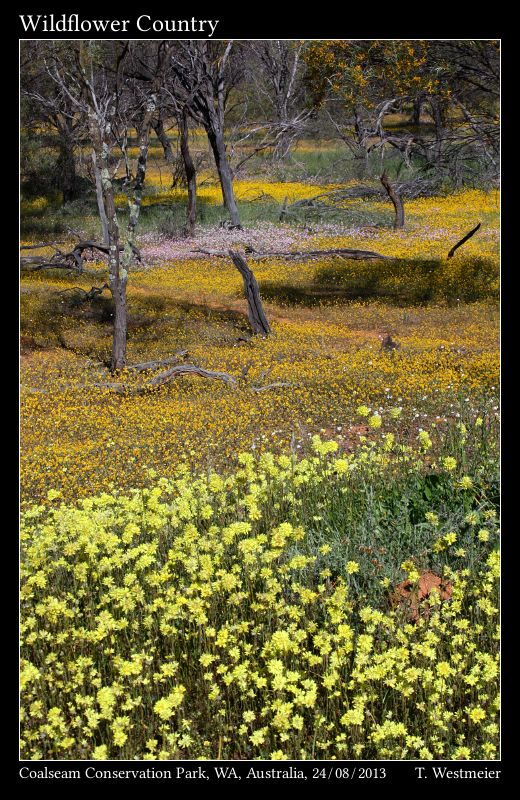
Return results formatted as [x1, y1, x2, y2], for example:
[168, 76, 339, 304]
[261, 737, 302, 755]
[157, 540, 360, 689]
[131, 43, 198, 237]
[76, 42, 130, 371]
[20, 42, 83, 203]
[43, 41, 165, 371]
[228, 250, 271, 336]
[123, 42, 171, 259]
[248, 41, 310, 160]
[380, 171, 405, 229]
[36, 41, 143, 371]
[91, 150, 109, 244]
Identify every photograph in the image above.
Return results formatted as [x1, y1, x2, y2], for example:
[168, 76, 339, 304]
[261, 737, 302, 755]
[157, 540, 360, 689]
[19, 34, 500, 774]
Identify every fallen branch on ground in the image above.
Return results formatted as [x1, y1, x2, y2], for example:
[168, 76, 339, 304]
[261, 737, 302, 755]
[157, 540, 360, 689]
[125, 352, 189, 372]
[147, 364, 236, 388]
[251, 382, 294, 392]
[73, 364, 237, 395]
[58, 284, 109, 302]
[280, 177, 441, 214]
[194, 247, 390, 261]
[20, 240, 141, 273]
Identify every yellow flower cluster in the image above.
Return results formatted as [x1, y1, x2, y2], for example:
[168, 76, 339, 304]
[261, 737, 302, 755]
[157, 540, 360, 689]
[116, 178, 338, 209]
[20, 429, 499, 761]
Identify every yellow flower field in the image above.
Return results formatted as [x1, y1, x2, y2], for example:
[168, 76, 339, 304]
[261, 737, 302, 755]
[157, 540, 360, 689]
[20, 174, 500, 761]
[20, 35, 501, 766]
[20, 184, 499, 505]
[20, 423, 500, 760]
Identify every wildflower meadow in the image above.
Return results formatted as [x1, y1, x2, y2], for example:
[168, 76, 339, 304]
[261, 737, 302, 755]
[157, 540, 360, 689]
[20, 38, 500, 766]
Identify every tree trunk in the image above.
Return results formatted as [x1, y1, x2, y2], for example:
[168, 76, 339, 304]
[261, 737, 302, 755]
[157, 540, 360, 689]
[86, 111, 127, 372]
[179, 109, 197, 237]
[352, 107, 368, 179]
[92, 150, 109, 244]
[408, 93, 425, 126]
[206, 127, 242, 228]
[153, 115, 174, 164]
[429, 96, 445, 164]
[126, 99, 155, 249]
[273, 105, 292, 160]
[111, 278, 128, 371]
[56, 126, 77, 202]
[229, 250, 270, 335]
[380, 171, 404, 229]
[352, 151, 368, 180]
[103, 171, 127, 371]
[79, 41, 128, 372]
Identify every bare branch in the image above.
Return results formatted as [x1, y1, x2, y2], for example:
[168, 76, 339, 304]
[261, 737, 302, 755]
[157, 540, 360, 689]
[147, 364, 236, 388]
[447, 223, 481, 259]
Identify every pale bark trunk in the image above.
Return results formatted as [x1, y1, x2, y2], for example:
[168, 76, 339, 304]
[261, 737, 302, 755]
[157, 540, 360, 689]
[126, 97, 155, 250]
[79, 41, 128, 372]
[111, 278, 127, 371]
[352, 106, 368, 179]
[86, 111, 127, 372]
[103, 178, 127, 372]
[92, 150, 109, 244]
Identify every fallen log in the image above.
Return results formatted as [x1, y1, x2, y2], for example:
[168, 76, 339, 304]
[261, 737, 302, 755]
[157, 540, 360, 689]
[20, 257, 84, 272]
[194, 247, 390, 261]
[447, 222, 481, 259]
[77, 364, 237, 394]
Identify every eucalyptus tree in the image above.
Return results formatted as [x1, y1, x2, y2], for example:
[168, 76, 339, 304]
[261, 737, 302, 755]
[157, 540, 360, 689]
[166, 40, 244, 227]
[33, 40, 133, 370]
[25, 40, 176, 371]
[21, 41, 84, 202]
[303, 40, 499, 186]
